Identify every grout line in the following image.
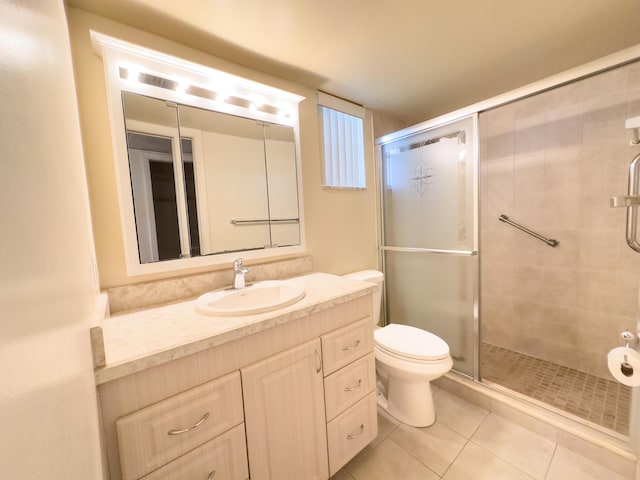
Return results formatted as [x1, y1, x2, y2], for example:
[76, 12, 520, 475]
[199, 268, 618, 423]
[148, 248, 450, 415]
[439, 436, 472, 479]
[543, 443, 559, 480]
[469, 439, 540, 480]
[374, 432, 444, 478]
[469, 408, 491, 439]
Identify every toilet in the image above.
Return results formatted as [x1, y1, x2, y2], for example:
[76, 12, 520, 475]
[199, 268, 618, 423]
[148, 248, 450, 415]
[344, 270, 453, 427]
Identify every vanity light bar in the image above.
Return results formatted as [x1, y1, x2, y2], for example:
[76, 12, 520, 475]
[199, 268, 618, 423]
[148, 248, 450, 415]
[118, 66, 287, 117]
[121, 67, 177, 90]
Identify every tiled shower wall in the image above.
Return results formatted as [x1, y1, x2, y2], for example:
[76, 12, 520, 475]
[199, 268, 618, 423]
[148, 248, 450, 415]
[480, 61, 640, 379]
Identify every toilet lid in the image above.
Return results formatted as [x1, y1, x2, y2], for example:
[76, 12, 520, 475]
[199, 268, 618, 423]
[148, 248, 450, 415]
[374, 324, 450, 361]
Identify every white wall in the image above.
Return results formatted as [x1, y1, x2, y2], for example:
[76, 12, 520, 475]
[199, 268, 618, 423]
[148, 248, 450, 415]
[0, 0, 103, 478]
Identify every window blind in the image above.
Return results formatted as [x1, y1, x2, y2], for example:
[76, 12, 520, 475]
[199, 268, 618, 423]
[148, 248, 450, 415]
[317, 92, 366, 189]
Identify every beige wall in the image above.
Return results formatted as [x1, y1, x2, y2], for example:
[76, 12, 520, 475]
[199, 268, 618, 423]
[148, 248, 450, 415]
[480, 61, 640, 378]
[372, 110, 411, 139]
[67, 7, 379, 288]
[0, 0, 103, 477]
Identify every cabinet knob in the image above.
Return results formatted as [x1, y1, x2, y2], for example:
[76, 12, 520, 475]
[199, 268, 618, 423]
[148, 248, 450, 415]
[207, 471, 217, 480]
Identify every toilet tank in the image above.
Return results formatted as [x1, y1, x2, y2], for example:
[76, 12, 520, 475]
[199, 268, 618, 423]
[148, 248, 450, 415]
[343, 270, 384, 326]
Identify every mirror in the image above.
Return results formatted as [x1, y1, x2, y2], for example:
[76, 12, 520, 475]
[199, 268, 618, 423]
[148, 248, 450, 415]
[122, 92, 301, 265]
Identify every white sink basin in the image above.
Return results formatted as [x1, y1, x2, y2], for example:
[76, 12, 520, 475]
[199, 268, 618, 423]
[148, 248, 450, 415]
[195, 280, 306, 316]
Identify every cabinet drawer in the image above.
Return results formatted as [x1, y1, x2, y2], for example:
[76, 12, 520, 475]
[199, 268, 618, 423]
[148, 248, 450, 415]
[141, 423, 248, 480]
[324, 353, 376, 421]
[116, 371, 243, 480]
[326, 391, 378, 477]
[321, 317, 373, 375]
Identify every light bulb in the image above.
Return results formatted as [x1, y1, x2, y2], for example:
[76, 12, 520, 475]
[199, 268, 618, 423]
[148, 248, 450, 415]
[175, 79, 189, 95]
[126, 67, 140, 83]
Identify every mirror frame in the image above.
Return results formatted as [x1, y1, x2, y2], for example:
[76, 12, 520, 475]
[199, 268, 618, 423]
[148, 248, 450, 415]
[91, 32, 306, 276]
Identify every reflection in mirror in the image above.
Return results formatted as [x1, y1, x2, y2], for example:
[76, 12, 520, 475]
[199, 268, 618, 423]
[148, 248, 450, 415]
[122, 92, 301, 265]
[123, 94, 187, 263]
[264, 123, 300, 247]
[178, 104, 271, 255]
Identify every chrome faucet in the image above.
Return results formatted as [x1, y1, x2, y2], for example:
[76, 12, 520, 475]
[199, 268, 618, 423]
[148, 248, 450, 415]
[233, 258, 249, 289]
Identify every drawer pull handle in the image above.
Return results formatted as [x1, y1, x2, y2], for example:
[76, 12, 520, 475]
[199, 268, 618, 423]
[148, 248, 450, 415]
[344, 379, 362, 392]
[315, 349, 322, 373]
[341, 339, 361, 351]
[347, 424, 365, 440]
[207, 471, 216, 480]
[167, 412, 210, 435]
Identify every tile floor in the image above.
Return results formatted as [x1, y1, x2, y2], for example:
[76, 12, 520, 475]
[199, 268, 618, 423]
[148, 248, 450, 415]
[331, 386, 631, 480]
[481, 343, 631, 435]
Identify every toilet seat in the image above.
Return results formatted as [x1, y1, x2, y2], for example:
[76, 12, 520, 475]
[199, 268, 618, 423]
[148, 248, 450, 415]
[374, 324, 450, 362]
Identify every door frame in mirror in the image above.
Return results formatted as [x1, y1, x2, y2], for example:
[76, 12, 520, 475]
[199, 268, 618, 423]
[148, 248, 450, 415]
[91, 31, 306, 276]
[125, 119, 190, 263]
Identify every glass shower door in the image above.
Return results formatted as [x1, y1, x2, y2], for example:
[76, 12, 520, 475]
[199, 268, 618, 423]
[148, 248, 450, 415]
[380, 115, 478, 376]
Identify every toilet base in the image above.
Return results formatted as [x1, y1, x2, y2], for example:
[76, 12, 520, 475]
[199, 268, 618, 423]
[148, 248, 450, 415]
[377, 376, 436, 427]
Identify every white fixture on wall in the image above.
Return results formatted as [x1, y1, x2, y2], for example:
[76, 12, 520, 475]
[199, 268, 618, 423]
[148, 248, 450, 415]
[626, 115, 640, 145]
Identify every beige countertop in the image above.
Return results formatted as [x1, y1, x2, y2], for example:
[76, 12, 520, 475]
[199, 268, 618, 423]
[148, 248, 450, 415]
[95, 272, 375, 385]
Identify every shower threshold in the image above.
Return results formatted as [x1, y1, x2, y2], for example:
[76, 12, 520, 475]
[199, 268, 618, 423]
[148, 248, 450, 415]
[480, 343, 631, 435]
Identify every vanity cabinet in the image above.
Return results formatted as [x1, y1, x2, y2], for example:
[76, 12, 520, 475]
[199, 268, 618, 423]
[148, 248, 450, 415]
[97, 294, 376, 480]
[242, 338, 328, 480]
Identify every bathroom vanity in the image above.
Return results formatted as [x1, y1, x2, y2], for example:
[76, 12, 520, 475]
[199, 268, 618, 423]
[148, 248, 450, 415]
[95, 273, 377, 480]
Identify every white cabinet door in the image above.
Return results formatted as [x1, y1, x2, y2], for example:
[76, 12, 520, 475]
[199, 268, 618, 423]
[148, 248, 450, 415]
[242, 338, 329, 480]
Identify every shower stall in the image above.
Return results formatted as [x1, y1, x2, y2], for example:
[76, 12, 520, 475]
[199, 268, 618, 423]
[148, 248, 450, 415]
[378, 59, 640, 439]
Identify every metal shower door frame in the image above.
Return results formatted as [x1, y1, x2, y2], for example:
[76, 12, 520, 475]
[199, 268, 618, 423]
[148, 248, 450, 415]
[375, 113, 480, 380]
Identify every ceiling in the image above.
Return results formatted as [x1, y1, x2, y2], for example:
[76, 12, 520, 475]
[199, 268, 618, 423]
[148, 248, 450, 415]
[67, 0, 640, 125]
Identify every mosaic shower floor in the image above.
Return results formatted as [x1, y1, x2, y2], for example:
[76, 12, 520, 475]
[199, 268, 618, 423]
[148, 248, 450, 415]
[481, 343, 631, 435]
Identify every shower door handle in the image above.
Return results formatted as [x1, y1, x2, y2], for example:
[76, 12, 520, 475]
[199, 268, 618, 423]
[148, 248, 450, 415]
[610, 152, 640, 253]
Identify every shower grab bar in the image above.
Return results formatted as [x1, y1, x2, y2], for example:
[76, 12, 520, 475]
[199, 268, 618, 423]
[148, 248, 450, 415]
[498, 214, 559, 247]
[610, 152, 640, 253]
[380, 246, 477, 256]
